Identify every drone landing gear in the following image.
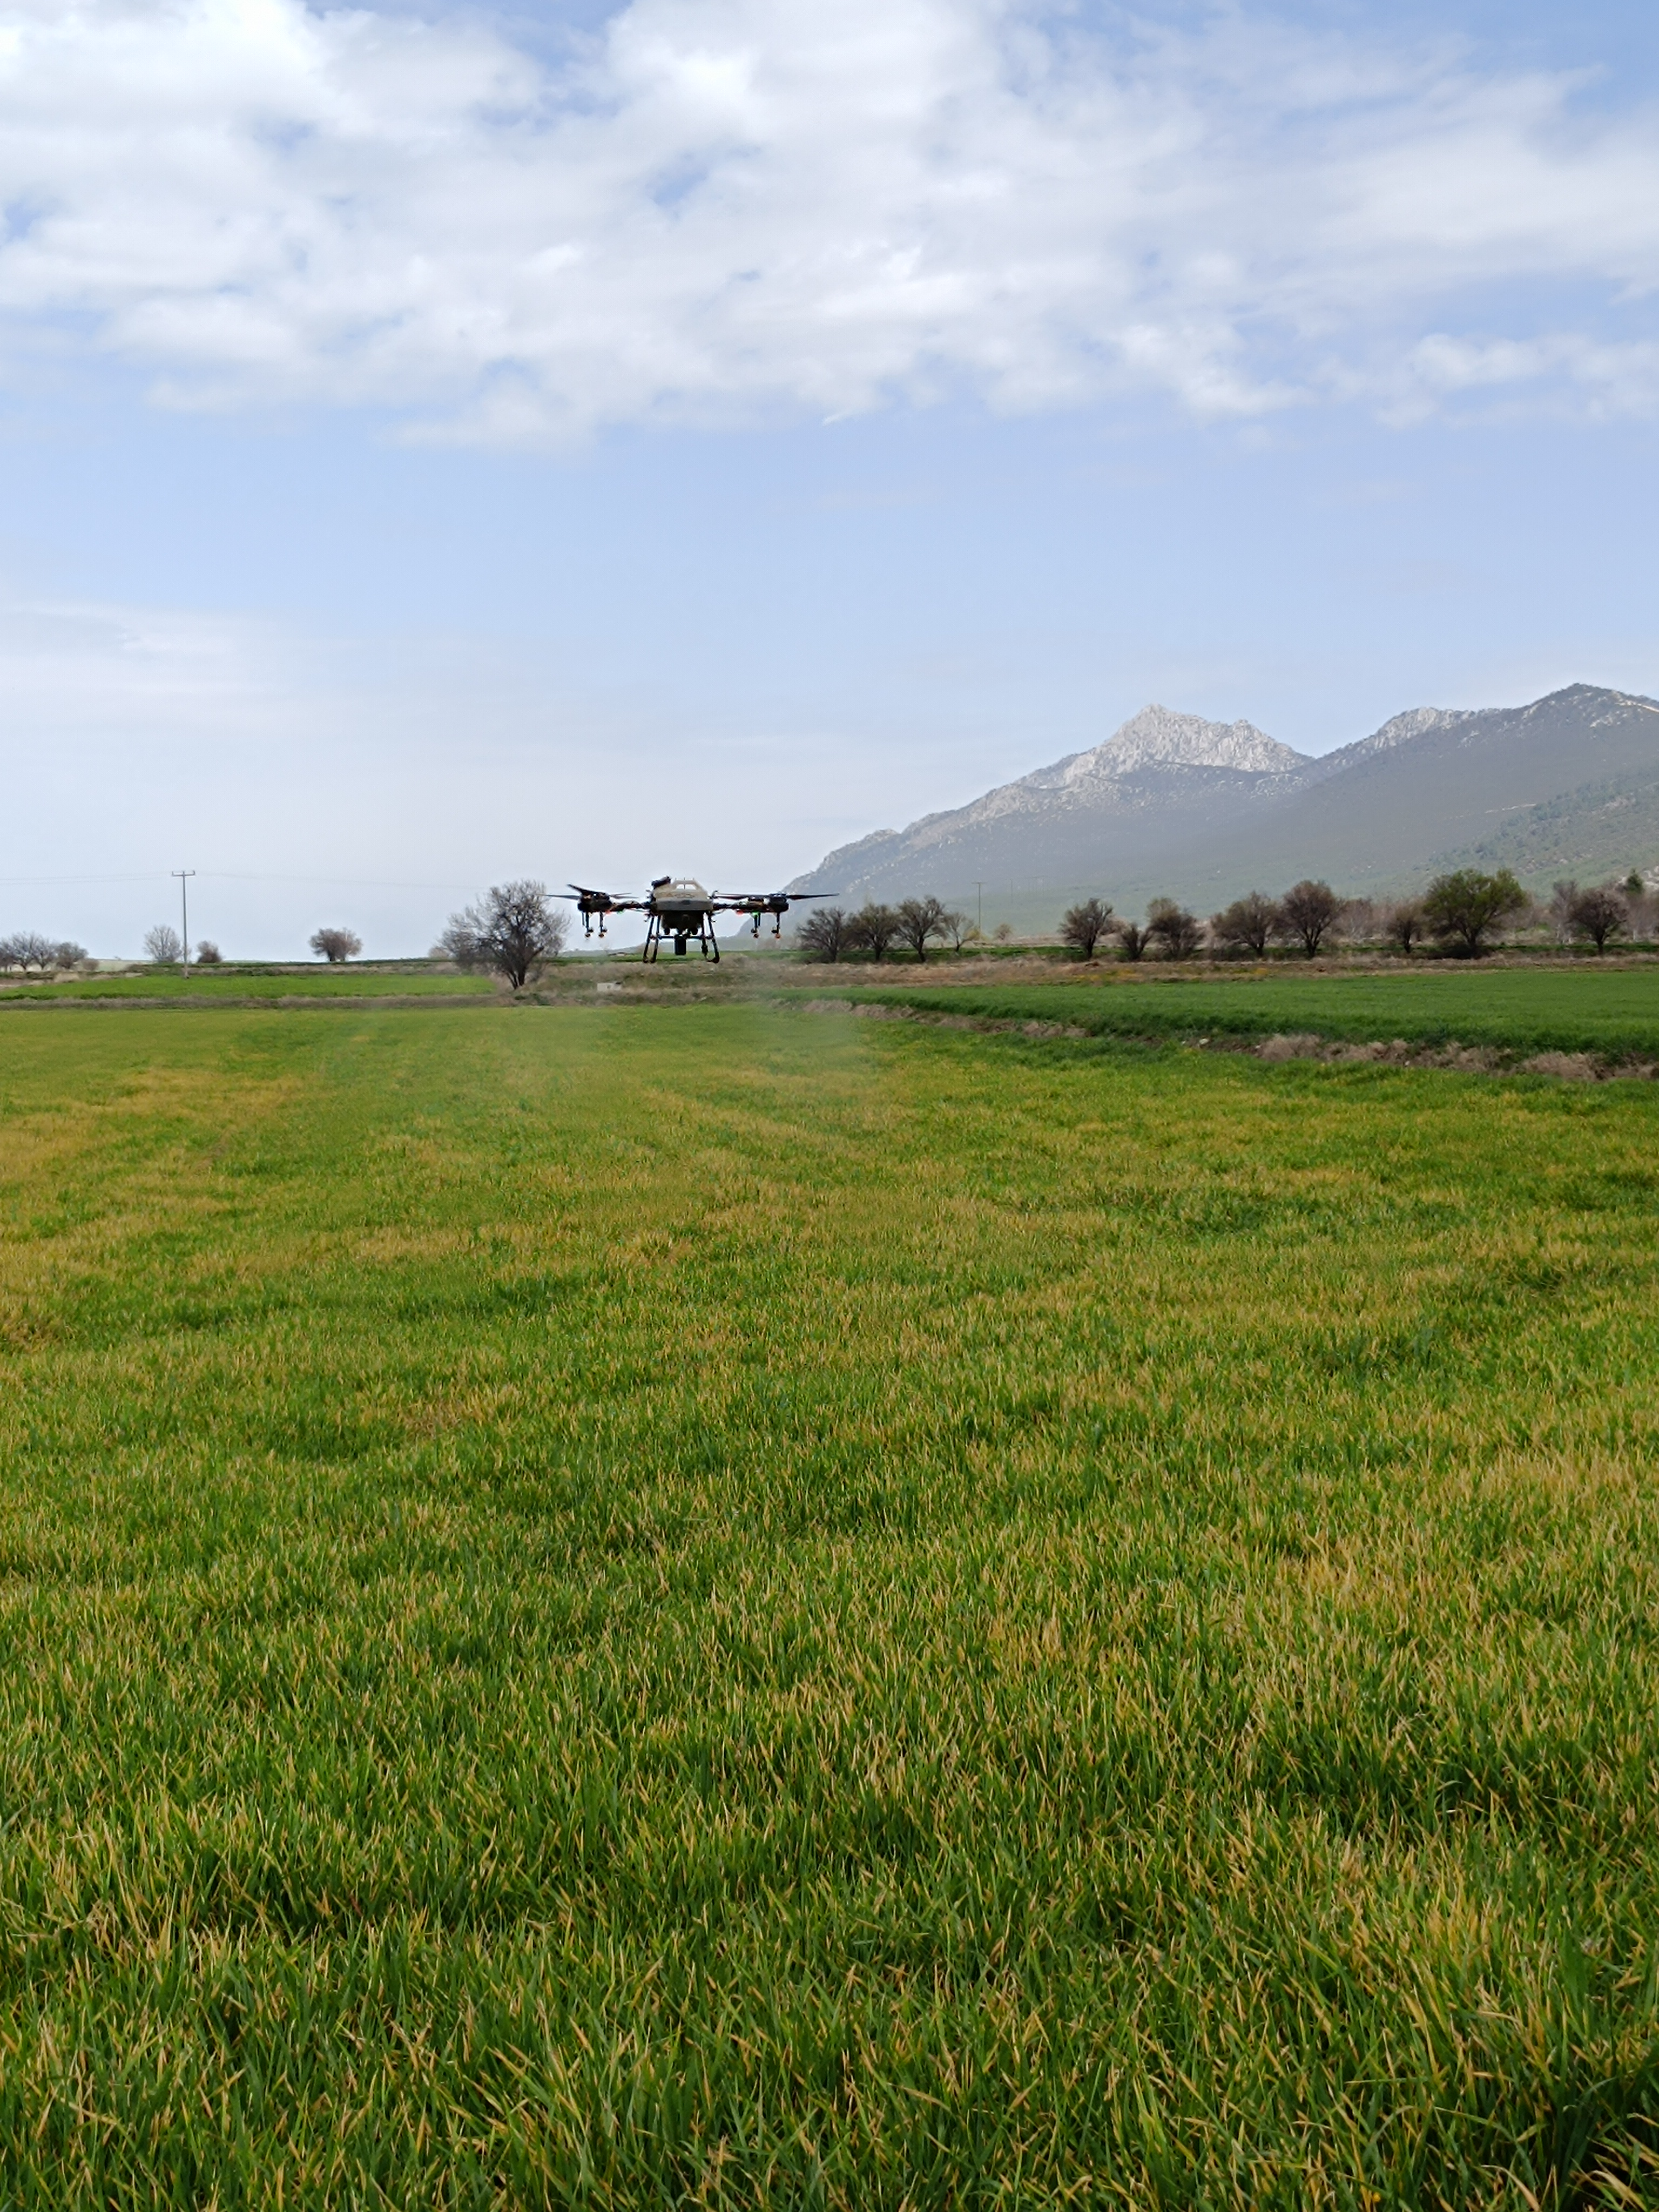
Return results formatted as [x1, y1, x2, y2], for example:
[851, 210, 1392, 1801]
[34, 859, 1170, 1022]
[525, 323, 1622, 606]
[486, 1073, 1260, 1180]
[642, 913, 720, 963]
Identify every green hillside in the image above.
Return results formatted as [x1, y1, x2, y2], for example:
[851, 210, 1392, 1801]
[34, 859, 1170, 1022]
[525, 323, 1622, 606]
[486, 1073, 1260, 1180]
[1420, 768, 1659, 894]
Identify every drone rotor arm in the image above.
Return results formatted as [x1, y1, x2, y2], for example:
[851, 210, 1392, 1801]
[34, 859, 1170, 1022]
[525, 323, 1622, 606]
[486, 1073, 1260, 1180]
[710, 891, 838, 909]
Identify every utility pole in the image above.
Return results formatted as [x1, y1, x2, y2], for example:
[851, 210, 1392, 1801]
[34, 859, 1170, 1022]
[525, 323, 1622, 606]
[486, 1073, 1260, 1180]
[172, 871, 195, 974]
[974, 882, 983, 934]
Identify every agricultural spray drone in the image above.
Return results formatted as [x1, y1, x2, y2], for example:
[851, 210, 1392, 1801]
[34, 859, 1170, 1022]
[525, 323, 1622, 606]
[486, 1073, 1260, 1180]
[564, 878, 835, 963]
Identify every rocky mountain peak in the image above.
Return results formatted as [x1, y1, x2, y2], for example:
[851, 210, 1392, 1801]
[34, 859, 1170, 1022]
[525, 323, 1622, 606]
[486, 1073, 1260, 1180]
[1343, 705, 1471, 759]
[788, 682, 1659, 917]
[1101, 704, 1307, 775]
[1027, 705, 1309, 793]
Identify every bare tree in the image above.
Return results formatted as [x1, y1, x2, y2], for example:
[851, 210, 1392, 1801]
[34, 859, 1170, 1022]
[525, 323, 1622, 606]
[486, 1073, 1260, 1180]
[1277, 879, 1343, 959]
[992, 921, 1014, 943]
[1147, 898, 1203, 961]
[144, 924, 184, 966]
[310, 927, 362, 963]
[0, 932, 57, 972]
[895, 895, 948, 962]
[1382, 903, 1425, 954]
[1422, 868, 1526, 957]
[442, 881, 567, 990]
[1116, 919, 1150, 962]
[193, 941, 222, 965]
[1566, 883, 1628, 953]
[939, 909, 971, 952]
[51, 941, 88, 971]
[796, 906, 851, 961]
[847, 902, 901, 961]
[1060, 896, 1115, 960]
[1548, 880, 1579, 944]
[1211, 891, 1279, 957]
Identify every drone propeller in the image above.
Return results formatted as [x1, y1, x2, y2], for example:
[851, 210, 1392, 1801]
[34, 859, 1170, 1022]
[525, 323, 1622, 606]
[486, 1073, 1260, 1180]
[707, 889, 844, 939]
[562, 884, 646, 939]
[711, 890, 838, 905]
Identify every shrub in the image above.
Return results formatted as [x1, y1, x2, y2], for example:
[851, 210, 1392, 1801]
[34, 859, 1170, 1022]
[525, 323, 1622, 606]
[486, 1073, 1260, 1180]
[1147, 899, 1203, 961]
[1060, 897, 1115, 960]
[848, 903, 902, 961]
[1422, 868, 1526, 957]
[1566, 884, 1628, 954]
[796, 907, 850, 961]
[1211, 892, 1279, 958]
[1277, 880, 1343, 959]
[1382, 903, 1425, 954]
[193, 941, 222, 965]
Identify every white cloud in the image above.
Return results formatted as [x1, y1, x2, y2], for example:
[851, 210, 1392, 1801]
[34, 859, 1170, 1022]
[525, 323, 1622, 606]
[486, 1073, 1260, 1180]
[0, 0, 1655, 434]
[1397, 330, 1659, 420]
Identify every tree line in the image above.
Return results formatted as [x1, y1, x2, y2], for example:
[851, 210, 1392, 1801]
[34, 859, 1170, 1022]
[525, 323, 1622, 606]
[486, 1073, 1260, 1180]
[795, 868, 1658, 962]
[9, 866, 1647, 979]
[0, 883, 563, 986]
[797, 896, 974, 962]
[0, 932, 88, 975]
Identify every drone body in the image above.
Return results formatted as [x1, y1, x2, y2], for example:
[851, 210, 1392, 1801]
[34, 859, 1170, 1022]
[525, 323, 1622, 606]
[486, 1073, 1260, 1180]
[566, 877, 833, 962]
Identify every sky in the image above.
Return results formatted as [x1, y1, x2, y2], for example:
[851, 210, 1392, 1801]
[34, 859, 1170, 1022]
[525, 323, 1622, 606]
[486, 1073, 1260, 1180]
[1, 0, 1657, 956]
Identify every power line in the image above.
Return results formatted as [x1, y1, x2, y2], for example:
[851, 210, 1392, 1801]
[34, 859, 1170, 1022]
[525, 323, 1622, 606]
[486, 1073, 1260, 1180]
[199, 872, 488, 891]
[0, 873, 172, 886]
[0, 870, 485, 891]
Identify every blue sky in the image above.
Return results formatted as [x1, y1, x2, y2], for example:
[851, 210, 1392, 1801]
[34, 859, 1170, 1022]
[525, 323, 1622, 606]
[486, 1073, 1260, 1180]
[1, 0, 1656, 954]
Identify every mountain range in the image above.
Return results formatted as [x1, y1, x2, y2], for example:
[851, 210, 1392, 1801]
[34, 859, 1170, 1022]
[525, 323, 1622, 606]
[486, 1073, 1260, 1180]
[788, 685, 1659, 926]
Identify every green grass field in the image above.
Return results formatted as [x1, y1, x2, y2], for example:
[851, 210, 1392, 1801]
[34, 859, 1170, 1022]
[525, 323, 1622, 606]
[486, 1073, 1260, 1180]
[839, 960, 1659, 1060]
[2, 992, 1657, 2204]
[3, 968, 495, 1001]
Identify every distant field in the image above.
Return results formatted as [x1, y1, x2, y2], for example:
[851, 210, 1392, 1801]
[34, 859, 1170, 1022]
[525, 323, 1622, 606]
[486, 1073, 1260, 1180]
[2, 967, 495, 1001]
[840, 960, 1659, 1058]
[1, 1002, 1656, 2203]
